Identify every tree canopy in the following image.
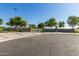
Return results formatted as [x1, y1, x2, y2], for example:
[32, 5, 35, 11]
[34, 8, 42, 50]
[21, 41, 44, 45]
[45, 18, 57, 27]
[67, 16, 79, 29]
[38, 23, 45, 28]
[59, 21, 65, 28]
[6, 16, 27, 28]
[0, 18, 3, 25]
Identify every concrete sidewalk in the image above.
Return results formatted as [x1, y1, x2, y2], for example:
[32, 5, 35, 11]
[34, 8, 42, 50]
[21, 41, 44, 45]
[0, 32, 42, 42]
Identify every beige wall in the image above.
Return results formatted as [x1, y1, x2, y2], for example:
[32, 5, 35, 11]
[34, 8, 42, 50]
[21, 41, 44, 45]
[74, 29, 79, 32]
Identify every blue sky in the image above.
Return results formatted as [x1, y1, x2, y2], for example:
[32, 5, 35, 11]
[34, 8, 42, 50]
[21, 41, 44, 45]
[1, 3, 79, 28]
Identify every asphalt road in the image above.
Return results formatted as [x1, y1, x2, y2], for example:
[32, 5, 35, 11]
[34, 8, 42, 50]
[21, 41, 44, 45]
[0, 33, 79, 56]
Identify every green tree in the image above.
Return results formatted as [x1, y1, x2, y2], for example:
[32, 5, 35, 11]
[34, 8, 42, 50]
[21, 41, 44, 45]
[37, 23, 45, 32]
[0, 19, 3, 31]
[0, 18, 3, 25]
[67, 16, 79, 29]
[20, 20, 27, 27]
[28, 24, 36, 32]
[38, 23, 45, 29]
[45, 18, 57, 27]
[6, 22, 11, 28]
[6, 16, 27, 30]
[30, 24, 36, 29]
[59, 21, 65, 28]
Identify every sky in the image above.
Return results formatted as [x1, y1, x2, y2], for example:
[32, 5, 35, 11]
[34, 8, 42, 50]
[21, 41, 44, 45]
[0, 3, 79, 28]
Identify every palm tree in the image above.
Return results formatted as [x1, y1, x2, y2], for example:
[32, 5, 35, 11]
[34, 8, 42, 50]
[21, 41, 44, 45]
[59, 21, 65, 28]
[67, 16, 79, 29]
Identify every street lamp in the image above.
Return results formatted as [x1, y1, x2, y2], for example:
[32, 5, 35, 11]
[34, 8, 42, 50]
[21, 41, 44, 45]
[13, 8, 17, 17]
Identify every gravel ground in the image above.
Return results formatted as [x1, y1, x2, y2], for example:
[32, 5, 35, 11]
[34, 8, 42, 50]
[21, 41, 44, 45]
[0, 33, 79, 56]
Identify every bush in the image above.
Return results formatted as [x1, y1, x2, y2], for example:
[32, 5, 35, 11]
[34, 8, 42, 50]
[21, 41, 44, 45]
[0, 27, 4, 31]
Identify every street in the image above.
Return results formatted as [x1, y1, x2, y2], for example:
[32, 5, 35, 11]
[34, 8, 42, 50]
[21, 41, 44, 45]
[0, 33, 79, 56]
